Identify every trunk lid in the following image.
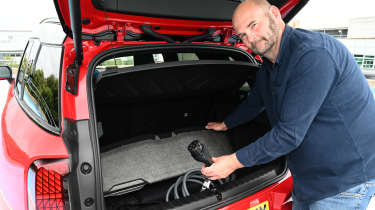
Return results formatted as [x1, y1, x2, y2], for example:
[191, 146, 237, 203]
[54, 0, 308, 38]
[54, 0, 308, 94]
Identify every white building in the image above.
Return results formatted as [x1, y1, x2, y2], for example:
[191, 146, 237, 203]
[0, 30, 32, 67]
[290, 16, 375, 71]
[343, 17, 375, 71]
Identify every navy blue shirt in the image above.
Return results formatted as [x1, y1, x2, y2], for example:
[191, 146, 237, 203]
[224, 25, 375, 203]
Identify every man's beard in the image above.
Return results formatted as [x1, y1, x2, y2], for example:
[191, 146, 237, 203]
[250, 15, 278, 56]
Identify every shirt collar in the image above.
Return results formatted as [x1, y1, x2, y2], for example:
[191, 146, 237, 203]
[274, 25, 292, 65]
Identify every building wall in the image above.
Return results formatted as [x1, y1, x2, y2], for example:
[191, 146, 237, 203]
[338, 39, 375, 70]
[348, 17, 375, 39]
[0, 30, 31, 51]
[0, 30, 31, 67]
[339, 39, 375, 55]
[292, 16, 375, 71]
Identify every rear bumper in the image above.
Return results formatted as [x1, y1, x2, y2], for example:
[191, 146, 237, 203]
[219, 171, 293, 210]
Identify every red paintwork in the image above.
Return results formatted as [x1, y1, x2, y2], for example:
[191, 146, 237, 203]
[0, 82, 68, 210]
[35, 168, 64, 209]
[55, 0, 300, 45]
[2, 0, 302, 209]
[280, 0, 301, 19]
[56, 0, 234, 35]
[219, 173, 293, 210]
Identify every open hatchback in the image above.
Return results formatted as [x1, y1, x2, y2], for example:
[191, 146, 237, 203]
[50, 0, 308, 209]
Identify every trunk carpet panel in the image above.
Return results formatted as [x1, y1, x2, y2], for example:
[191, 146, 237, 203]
[101, 130, 233, 193]
[95, 60, 257, 104]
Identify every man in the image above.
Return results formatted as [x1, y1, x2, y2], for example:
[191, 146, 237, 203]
[201, 0, 375, 209]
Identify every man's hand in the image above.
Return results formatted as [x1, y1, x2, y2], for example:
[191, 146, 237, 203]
[201, 153, 244, 180]
[205, 122, 228, 131]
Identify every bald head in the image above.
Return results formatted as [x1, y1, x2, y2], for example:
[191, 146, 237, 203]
[238, 0, 271, 12]
[232, 0, 285, 62]
[233, 0, 271, 30]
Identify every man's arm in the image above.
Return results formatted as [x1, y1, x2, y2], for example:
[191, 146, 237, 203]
[237, 49, 337, 167]
[206, 79, 264, 131]
[202, 49, 337, 178]
[226, 81, 265, 128]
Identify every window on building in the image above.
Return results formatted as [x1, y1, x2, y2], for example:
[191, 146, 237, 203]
[363, 55, 375, 70]
[354, 54, 364, 66]
[354, 54, 375, 70]
[313, 28, 348, 39]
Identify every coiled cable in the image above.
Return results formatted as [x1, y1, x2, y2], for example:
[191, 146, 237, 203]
[165, 168, 234, 202]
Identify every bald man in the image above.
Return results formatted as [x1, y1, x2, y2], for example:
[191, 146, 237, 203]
[202, 0, 375, 209]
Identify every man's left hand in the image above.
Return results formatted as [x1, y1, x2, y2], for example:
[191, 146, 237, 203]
[201, 153, 244, 180]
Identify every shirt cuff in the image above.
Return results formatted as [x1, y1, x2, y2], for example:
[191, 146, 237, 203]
[223, 117, 236, 130]
[236, 146, 256, 167]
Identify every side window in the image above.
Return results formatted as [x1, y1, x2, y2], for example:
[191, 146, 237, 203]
[96, 56, 134, 69]
[177, 53, 199, 61]
[16, 40, 40, 94]
[23, 44, 62, 129]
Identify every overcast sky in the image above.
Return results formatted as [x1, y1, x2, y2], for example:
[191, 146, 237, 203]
[0, 0, 374, 30]
[0, 0, 57, 30]
[293, 0, 375, 28]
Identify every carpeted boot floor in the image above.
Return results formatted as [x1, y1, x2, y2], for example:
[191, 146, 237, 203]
[101, 130, 233, 193]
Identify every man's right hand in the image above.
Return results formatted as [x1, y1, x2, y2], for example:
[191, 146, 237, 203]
[205, 122, 228, 131]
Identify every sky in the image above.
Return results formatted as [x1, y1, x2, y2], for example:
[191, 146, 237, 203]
[293, 0, 375, 28]
[0, 0, 374, 30]
[0, 0, 57, 30]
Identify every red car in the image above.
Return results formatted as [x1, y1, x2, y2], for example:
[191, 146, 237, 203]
[0, 0, 307, 209]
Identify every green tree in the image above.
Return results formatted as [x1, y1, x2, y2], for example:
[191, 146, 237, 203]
[27, 69, 59, 127]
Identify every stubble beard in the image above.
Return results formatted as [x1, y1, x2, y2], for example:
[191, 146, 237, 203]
[250, 15, 279, 56]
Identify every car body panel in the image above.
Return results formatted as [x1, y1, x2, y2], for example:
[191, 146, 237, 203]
[56, 0, 233, 35]
[54, 0, 307, 38]
[219, 173, 293, 210]
[0, 81, 68, 209]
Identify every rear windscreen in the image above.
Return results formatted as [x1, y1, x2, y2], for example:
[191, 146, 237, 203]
[92, 0, 291, 21]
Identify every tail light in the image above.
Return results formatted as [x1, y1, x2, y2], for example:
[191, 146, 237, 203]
[35, 168, 65, 209]
[27, 159, 70, 210]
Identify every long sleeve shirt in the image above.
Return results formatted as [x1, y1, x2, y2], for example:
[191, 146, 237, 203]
[224, 25, 375, 203]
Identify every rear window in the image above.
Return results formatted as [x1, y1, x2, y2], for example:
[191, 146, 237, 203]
[96, 52, 238, 70]
[97, 56, 135, 70]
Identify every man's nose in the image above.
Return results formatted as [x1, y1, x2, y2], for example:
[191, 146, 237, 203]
[245, 31, 256, 43]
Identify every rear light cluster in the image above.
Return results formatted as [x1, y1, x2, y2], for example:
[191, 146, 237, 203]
[35, 167, 65, 209]
[28, 159, 70, 210]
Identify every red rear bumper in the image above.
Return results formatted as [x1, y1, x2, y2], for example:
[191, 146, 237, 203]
[219, 171, 293, 210]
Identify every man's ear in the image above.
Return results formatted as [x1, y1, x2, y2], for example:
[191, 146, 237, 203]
[269, 5, 281, 19]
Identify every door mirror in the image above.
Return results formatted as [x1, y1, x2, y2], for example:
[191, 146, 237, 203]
[0, 66, 13, 83]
